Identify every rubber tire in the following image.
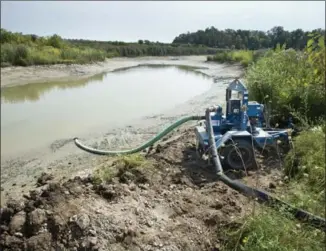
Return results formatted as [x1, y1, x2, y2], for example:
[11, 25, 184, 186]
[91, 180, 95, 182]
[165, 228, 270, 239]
[221, 139, 256, 170]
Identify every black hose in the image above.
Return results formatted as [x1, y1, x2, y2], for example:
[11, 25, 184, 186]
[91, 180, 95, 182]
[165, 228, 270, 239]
[217, 173, 326, 231]
[205, 107, 326, 232]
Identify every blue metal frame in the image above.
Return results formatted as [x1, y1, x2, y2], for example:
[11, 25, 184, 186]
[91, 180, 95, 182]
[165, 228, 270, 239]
[195, 79, 290, 153]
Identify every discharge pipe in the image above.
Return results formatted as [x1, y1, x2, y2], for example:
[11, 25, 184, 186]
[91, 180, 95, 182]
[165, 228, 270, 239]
[204, 107, 326, 232]
[74, 115, 205, 155]
[205, 107, 223, 173]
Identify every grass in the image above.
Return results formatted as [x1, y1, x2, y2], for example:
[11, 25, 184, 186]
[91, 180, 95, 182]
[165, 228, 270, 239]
[0, 43, 108, 67]
[221, 207, 325, 251]
[282, 129, 325, 217]
[284, 130, 325, 191]
[207, 50, 258, 67]
[92, 154, 149, 185]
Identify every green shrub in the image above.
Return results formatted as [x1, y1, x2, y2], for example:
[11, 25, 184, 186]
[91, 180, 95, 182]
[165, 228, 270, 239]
[207, 50, 255, 67]
[0, 43, 15, 64]
[284, 130, 325, 192]
[0, 42, 108, 66]
[246, 35, 325, 124]
[46, 34, 64, 49]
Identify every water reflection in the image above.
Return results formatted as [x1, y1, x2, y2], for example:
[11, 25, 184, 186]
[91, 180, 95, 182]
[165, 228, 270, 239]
[2, 64, 214, 159]
[1, 73, 105, 104]
[0, 65, 210, 104]
[113, 64, 210, 79]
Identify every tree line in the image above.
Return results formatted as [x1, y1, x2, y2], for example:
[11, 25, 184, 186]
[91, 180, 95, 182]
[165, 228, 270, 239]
[1, 26, 325, 67]
[0, 28, 219, 66]
[172, 26, 325, 50]
[65, 38, 218, 57]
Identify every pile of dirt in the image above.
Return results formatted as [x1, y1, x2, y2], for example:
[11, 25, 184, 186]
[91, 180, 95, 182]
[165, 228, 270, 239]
[0, 129, 282, 251]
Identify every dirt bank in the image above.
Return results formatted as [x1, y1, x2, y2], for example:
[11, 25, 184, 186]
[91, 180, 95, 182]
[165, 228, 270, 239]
[0, 56, 243, 88]
[1, 56, 244, 204]
[0, 128, 284, 251]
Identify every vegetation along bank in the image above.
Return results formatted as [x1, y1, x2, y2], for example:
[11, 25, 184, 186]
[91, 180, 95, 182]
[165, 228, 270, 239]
[1, 26, 324, 67]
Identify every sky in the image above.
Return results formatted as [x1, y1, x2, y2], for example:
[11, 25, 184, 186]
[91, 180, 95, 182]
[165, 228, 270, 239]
[1, 1, 325, 43]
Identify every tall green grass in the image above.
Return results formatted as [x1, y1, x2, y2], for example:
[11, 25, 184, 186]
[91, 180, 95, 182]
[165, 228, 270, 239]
[0, 43, 108, 66]
[221, 207, 325, 251]
[207, 50, 262, 67]
[284, 129, 325, 215]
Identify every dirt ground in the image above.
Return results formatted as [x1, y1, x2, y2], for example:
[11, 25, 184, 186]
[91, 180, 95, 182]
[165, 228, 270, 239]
[0, 128, 284, 251]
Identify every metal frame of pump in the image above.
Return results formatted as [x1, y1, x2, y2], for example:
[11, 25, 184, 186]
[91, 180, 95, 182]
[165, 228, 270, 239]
[195, 79, 291, 170]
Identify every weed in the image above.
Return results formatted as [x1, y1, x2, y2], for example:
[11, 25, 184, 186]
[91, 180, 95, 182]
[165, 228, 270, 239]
[92, 165, 117, 185]
[92, 154, 148, 184]
[284, 130, 325, 195]
[207, 50, 257, 67]
[116, 154, 147, 168]
[221, 207, 325, 251]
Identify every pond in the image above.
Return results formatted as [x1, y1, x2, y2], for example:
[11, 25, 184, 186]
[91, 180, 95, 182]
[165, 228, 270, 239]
[1, 65, 213, 158]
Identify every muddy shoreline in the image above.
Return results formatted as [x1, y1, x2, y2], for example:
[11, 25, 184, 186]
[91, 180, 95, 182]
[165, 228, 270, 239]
[0, 56, 243, 88]
[1, 56, 244, 205]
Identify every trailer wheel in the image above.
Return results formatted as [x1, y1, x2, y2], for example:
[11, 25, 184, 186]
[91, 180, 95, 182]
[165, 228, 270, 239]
[222, 139, 257, 170]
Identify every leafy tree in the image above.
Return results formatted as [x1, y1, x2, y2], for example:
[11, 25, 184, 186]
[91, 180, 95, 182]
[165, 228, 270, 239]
[47, 34, 64, 49]
[173, 26, 325, 50]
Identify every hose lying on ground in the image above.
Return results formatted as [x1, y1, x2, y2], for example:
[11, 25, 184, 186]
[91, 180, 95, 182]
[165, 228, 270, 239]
[74, 112, 325, 232]
[204, 108, 326, 232]
[74, 115, 205, 155]
[217, 173, 326, 231]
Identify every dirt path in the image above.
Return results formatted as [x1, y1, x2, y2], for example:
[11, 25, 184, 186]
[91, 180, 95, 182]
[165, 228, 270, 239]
[1, 56, 244, 205]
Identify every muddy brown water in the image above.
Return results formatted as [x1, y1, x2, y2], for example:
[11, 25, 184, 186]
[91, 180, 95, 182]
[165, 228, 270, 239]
[1, 60, 243, 202]
[1, 65, 212, 160]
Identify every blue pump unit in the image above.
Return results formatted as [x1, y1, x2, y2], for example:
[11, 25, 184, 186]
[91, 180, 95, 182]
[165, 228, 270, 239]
[195, 79, 291, 170]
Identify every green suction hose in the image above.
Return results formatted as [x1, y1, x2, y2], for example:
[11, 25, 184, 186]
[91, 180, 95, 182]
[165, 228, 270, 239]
[74, 115, 205, 155]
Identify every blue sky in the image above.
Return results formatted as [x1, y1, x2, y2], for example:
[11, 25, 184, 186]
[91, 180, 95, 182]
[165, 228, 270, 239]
[1, 1, 325, 43]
